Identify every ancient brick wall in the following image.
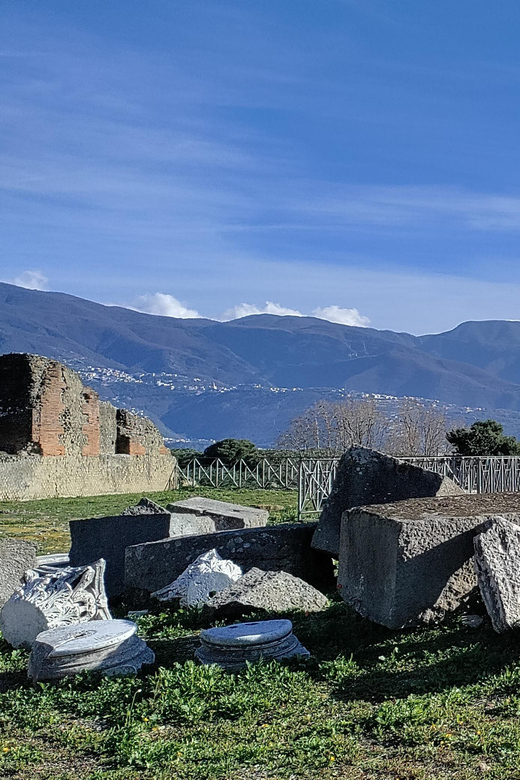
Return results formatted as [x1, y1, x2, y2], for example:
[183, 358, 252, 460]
[116, 409, 169, 456]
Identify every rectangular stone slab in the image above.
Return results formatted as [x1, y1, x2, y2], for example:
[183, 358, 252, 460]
[312, 446, 464, 557]
[69, 513, 173, 597]
[167, 497, 269, 530]
[474, 517, 520, 633]
[125, 523, 334, 594]
[0, 538, 38, 606]
[337, 493, 520, 629]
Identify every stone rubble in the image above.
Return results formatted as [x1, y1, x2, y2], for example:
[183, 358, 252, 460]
[151, 549, 242, 606]
[195, 618, 309, 670]
[28, 619, 155, 681]
[0, 558, 111, 649]
[203, 567, 328, 620]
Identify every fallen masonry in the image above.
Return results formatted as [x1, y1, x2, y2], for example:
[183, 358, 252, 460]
[474, 517, 520, 633]
[312, 446, 464, 557]
[69, 511, 175, 597]
[152, 549, 242, 606]
[121, 498, 168, 516]
[28, 619, 155, 681]
[0, 559, 111, 648]
[125, 523, 334, 595]
[195, 618, 309, 670]
[167, 497, 269, 533]
[0, 538, 38, 607]
[203, 567, 328, 620]
[337, 493, 520, 629]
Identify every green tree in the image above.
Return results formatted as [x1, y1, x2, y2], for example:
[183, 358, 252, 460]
[203, 438, 259, 465]
[446, 419, 520, 456]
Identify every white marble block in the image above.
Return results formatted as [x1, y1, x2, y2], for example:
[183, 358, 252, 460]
[0, 558, 111, 648]
[152, 549, 242, 606]
[28, 619, 155, 681]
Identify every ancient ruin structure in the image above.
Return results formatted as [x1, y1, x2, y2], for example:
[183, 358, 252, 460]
[0, 353, 175, 499]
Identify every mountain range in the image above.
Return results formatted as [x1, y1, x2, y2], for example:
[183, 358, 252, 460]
[2, 281, 520, 445]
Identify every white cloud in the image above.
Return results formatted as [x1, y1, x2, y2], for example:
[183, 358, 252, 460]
[133, 293, 201, 319]
[312, 305, 370, 327]
[11, 270, 49, 290]
[222, 301, 304, 319]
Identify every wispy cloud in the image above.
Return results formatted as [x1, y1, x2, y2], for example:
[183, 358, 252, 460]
[132, 293, 201, 319]
[3, 270, 49, 290]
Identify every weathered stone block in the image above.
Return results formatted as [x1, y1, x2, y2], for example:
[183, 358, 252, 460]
[474, 517, 520, 633]
[125, 523, 334, 594]
[69, 513, 173, 597]
[152, 550, 242, 606]
[204, 567, 328, 619]
[167, 497, 269, 531]
[0, 538, 38, 606]
[313, 446, 464, 557]
[338, 493, 520, 628]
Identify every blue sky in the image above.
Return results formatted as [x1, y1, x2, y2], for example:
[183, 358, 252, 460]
[3, 1, 520, 333]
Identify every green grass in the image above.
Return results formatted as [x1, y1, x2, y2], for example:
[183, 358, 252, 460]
[2, 490, 520, 778]
[0, 488, 298, 553]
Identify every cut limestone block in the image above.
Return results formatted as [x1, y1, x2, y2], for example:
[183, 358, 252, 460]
[337, 493, 520, 629]
[152, 550, 242, 606]
[0, 559, 111, 648]
[195, 618, 309, 669]
[125, 523, 334, 595]
[28, 619, 155, 681]
[0, 538, 38, 607]
[167, 497, 269, 531]
[474, 517, 520, 633]
[204, 568, 328, 619]
[69, 512, 174, 597]
[312, 446, 464, 557]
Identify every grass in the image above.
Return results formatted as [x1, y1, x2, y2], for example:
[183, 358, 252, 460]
[0, 487, 298, 553]
[2, 490, 520, 778]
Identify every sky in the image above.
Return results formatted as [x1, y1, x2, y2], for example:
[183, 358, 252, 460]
[3, 1, 520, 334]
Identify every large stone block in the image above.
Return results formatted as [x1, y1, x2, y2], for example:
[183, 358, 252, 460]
[474, 517, 520, 633]
[0, 538, 38, 606]
[125, 523, 334, 594]
[167, 497, 269, 531]
[69, 513, 173, 597]
[313, 446, 464, 557]
[338, 493, 520, 628]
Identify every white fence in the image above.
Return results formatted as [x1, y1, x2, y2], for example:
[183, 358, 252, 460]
[177, 455, 520, 521]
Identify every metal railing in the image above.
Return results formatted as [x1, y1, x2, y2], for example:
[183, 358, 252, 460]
[177, 455, 520, 522]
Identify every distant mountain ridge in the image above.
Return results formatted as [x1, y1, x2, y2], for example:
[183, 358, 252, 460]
[2, 281, 520, 444]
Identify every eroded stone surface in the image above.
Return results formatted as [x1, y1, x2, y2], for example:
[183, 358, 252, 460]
[204, 568, 328, 619]
[474, 516, 520, 633]
[0, 538, 38, 606]
[0, 559, 111, 648]
[337, 494, 520, 628]
[312, 446, 464, 557]
[167, 497, 268, 530]
[195, 618, 309, 669]
[151, 549, 242, 605]
[28, 619, 155, 681]
[121, 498, 168, 516]
[125, 523, 334, 594]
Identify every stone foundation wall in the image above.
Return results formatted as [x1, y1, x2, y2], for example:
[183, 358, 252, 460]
[0, 453, 177, 501]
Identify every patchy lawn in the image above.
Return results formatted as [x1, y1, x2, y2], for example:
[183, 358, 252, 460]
[0, 487, 298, 553]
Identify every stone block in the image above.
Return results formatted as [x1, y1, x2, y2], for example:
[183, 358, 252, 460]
[167, 497, 269, 531]
[152, 549, 242, 606]
[204, 567, 328, 620]
[474, 517, 520, 633]
[121, 498, 168, 516]
[0, 559, 111, 648]
[125, 523, 334, 595]
[0, 538, 38, 606]
[69, 513, 173, 597]
[337, 493, 520, 628]
[312, 446, 464, 557]
[28, 619, 155, 681]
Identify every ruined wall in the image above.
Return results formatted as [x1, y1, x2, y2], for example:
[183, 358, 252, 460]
[116, 409, 169, 456]
[99, 401, 117, 454]
[0, 354, 34, 454]
[0, 453, 178, 501]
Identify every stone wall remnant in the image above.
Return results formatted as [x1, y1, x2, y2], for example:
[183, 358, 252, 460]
[312, 446, 464, 557]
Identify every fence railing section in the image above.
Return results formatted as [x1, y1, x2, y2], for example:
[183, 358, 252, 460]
[178, 455, 520, 522]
